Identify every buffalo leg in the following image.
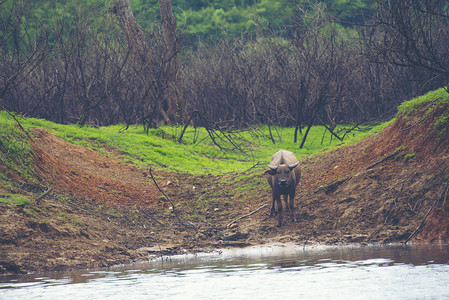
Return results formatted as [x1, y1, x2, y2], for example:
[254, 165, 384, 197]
[277, 196, 284, 227]
[270, 192, 277, 217]
[283, 194, 290, 219]
[289, 191, 296, 222]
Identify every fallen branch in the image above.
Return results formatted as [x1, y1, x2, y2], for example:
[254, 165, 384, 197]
[366, 226, 383, 243]
[318, 119, 343, 142]
[325, 177, 352, 194]
[148, 168, 195, 230]
[316, 150, 402, 195]
[404, 181, 449, 244]
[366, 150, 400, 170]
[35, 187, 52, 205]
[226, 204, 267, 228]
[138, 206, 172, 229]
[366, 183, 405, 242]
[0, 104, 31, 139]
[245, 162, 263, 172]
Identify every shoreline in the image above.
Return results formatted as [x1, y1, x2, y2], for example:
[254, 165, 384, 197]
[3, 241, 447, 277]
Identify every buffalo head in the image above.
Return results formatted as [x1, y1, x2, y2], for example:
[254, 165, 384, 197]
[266, 161, 300, 187]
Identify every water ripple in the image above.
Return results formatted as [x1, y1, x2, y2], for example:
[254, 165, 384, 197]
[1, 244, 449, 300]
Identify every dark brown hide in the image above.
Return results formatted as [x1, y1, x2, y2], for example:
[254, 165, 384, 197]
[266, 150, 301, 226]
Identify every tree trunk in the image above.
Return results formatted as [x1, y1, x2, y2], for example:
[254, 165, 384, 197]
[159, 0, 183, 123]
[111, 0, 147, 61]
[112, 0, 183, 125]
[300, 97, 323, 149]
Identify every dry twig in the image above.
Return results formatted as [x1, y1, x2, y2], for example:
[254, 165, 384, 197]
[404, 181, 449, 244]
[148, 168, 195, 230]
[138, 207, 168, 227]
[366, 183, 405, 242]
[365, 150, 400, 170]
[317, 150, 402, 196]
[226, 204, 267, 228]
[35, 187, 52, 205]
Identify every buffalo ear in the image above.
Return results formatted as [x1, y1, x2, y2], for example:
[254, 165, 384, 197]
[264, 169, 275, 175]
[289, 161, 299, 170]
[265, 165, 278, 175]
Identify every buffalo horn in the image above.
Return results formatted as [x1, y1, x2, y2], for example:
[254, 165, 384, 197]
[289, 161, 300, 169]
[268, 165, 278, 171]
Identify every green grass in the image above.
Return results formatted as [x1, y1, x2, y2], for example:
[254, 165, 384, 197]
[397, 88, 449, 140]
[397, 88, 449, 117]
[12, 114, 388, 175]
[0, 112, 36, 181]
[0, 194, 32, 206]
[2, 89, 447, 178]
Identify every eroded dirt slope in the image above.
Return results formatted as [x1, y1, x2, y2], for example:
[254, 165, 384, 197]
[32, 128, 159, 207]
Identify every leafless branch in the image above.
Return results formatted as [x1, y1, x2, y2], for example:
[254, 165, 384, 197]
[405, 180, 449, 244]
[226, 204, 267, 228]
[148, 168, 195, 230]
[35, 187, 52, 205]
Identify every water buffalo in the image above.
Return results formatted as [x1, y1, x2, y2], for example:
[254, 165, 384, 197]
[265, 150, 301, 226]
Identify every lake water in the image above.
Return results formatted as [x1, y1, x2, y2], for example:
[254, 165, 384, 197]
[1, 243, 449, 299]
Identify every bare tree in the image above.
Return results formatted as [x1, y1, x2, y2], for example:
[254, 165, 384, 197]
[160, 0, 184, 123]
[3, 0, 445, 150]
[0, 0, 52, 109]
[283, 5, 355, 147]
[112, 0, 183, 125]
[111, 0, 148, 58]
[366, 0, 449, 90]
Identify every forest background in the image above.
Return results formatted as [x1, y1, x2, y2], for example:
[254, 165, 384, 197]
[1, 0, 448, 147]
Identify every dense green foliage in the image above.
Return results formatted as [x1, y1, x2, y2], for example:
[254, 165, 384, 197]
[19, 0, 376, 45]
[11, 112, 387, 175]
[134, 0, 375, 43]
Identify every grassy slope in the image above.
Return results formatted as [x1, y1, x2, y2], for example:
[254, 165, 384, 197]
[397, 87, 449, 116]
[4, 116, 389, 176]
[0, 110, 389, 220]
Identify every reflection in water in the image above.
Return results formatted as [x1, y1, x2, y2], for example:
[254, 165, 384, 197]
[1, 244, 449, 299]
